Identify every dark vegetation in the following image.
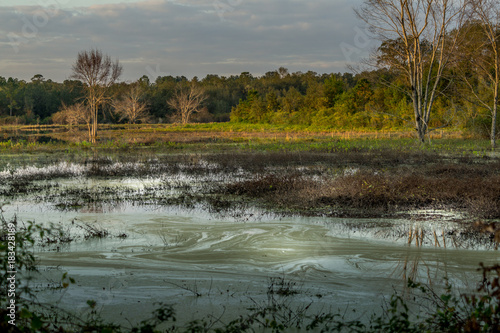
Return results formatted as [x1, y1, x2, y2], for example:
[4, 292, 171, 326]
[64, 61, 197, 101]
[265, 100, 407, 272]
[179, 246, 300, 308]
[221, 161, 500, 219]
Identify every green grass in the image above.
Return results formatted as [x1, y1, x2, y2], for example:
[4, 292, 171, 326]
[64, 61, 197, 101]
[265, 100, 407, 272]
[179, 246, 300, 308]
[0, 138, 494, 156]
[0, 122, 496, 156]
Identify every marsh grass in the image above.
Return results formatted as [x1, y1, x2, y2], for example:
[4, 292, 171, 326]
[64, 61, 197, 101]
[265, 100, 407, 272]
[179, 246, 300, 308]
[0, 123, 494, 156]
[217, 156, 500, 221]
[77, 222, 110, 240]
[2, 146, 499, 222]
[267, 276, 301, 297]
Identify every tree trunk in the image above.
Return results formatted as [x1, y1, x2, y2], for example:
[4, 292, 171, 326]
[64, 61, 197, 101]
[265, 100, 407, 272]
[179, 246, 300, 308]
[90, 101, 98, 144]
[413, 89, 426, 143]
[492, 95, 498, 149]
[417, 118, 427, 143]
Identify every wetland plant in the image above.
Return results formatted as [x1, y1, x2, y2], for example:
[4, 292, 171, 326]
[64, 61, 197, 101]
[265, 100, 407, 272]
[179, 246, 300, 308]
[76, 222, 110, 240]
[267, 276, 301, 297]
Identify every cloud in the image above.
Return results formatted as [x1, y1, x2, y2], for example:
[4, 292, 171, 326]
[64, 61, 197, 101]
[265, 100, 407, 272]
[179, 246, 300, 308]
[0, 0, 374, 82]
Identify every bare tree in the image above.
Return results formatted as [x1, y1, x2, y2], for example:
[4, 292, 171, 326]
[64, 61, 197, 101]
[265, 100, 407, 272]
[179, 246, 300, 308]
[461, 0, 500, 148]
[356, 0, 469, 143]
[167, 84, 208, 125]
[71, 49, 122, 143]
[113, 84, 150, 124]
[53, 102, 92, 140]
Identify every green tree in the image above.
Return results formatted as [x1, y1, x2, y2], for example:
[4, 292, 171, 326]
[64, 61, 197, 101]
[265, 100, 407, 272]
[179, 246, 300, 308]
[2, 78, 24, 117]
[459, 0, 500, 148]
[324, 74, 344, 108]
[230, 90, 264, 123]
[356, 0, 469, 143]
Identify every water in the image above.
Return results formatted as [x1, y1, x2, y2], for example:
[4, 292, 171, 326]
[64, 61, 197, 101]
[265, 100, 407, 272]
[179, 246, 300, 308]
[1, 159, 498, 327]
[3, 201, 497, 326]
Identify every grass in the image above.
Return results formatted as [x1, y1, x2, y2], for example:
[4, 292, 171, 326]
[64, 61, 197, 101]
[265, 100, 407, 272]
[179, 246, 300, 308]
[213, 150, 500, 221]
[0, 123, 494, 155]
[1, 144, 499, 224]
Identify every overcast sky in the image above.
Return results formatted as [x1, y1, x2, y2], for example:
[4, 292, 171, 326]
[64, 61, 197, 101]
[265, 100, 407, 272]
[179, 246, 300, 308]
[0, 0, 377, 82]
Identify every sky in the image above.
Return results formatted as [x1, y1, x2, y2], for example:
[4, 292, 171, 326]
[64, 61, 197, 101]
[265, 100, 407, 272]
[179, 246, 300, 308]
[0, 0, 377, 83]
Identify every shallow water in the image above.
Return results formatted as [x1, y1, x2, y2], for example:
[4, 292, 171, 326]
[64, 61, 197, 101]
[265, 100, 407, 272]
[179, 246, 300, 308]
[4, 201, 498, 326]
[1, 159, 498, 327]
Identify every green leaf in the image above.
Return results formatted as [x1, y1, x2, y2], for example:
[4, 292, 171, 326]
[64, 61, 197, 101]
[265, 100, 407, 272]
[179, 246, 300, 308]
[20, 308, 33, 319]
[87, 300, 97, 309]
[31, 314, 43, 330]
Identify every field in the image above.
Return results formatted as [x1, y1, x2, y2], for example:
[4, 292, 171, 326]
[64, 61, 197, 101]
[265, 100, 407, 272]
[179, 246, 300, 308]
[0, 123, 476, 148]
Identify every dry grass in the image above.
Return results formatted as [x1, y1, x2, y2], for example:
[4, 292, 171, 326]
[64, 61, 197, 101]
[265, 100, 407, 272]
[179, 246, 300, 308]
[219, 157, 500, 219]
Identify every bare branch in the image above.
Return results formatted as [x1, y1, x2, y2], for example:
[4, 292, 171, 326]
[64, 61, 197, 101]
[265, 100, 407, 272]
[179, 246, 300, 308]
[113, 84, 150, 124]
[70, 48, 122, 143]
[167, 84, 208, 125]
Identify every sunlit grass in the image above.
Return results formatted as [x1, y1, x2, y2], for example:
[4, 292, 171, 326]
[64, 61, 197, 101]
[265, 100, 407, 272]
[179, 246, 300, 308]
[0, 122, 494, 155]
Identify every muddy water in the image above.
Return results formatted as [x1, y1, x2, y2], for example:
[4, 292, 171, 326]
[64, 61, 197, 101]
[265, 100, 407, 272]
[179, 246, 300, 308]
[4, 200, 499, 326]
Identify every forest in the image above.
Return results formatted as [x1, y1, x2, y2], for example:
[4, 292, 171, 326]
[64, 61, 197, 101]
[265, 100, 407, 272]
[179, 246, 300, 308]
[0, 67, 491, 133]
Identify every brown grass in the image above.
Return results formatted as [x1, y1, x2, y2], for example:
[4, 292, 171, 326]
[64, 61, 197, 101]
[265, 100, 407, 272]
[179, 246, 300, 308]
[219, 159, 500, 219]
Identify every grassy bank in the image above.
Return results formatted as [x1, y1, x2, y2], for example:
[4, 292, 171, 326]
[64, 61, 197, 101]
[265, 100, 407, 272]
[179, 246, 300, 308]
[0, 123, 496, 158]
[0, 123, 486, 145]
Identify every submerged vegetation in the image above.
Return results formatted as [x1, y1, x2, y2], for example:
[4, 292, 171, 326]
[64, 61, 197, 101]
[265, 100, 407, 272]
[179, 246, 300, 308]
[1, 140, 499, 223]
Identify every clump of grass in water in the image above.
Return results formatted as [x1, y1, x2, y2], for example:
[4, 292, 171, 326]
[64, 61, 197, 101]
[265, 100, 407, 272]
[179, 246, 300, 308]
[76, 222, 110, 240]
[267, 276, 301, 297]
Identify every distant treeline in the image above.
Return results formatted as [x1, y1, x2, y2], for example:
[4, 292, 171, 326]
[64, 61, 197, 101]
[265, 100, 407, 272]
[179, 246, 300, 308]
[0, 66, 493, 137]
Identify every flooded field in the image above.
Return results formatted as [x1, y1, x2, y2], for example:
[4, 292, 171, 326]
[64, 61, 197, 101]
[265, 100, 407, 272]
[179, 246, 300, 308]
[1, 152, 499, 330]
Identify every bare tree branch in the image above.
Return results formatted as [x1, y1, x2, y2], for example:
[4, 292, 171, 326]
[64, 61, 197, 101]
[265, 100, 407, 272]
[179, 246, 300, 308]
[167, 84, 208, 125]
[113, 84, 150, 124]
[70, 49, 122, 143]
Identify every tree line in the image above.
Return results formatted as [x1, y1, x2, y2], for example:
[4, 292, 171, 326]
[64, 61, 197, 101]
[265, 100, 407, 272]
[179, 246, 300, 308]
[0, 0, 498, 146]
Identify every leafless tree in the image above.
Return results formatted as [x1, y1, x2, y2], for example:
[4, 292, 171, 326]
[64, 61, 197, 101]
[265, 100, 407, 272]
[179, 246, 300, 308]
[167, 84, 208, 125]
[461, 0, 500, 148]
[356, 0, 470, 143]
[113, 84, 150, 124]
[53, 102, 92, 140]
[71, 49, 122, 143]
